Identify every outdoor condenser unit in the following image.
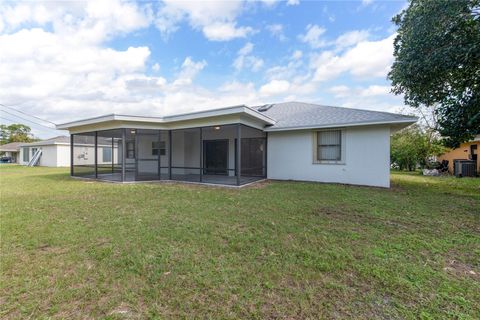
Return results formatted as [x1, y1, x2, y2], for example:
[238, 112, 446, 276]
[453, 159, 477, 177]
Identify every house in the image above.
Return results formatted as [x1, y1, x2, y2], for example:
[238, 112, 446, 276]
[438, 135, 479, 174]
[56, 102, 417, 187]
[0, 142, 23, 163]
[19, 136, 71, 167]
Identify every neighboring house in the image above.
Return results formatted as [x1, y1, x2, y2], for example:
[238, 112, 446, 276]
[19, 136, 71, 167]
[57, 102, 417, 187]
[0, 142, 23, 163]
[438, 135, 479, 174]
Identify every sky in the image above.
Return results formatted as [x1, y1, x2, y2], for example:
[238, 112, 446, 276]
[0, 0, 408, 138]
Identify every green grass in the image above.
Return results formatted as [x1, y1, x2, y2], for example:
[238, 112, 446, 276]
[1, 166, 479, 319]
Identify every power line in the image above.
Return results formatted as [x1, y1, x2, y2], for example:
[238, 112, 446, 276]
[0, 109, 60, 131]
[0, 103, 57, 125]
[0, 117, 36, 136]
[0, 112, 61, 133]
[0, 116, 22, 124]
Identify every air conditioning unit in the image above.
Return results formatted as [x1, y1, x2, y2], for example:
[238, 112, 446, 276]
[453, 159, 477, 177]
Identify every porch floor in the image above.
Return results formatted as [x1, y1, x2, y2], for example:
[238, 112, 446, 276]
[77, 172, 263, 186]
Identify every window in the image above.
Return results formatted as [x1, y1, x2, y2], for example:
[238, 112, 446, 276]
[152, 141, 166, 156]
[102, 147, 112, 162]
[315, 130, 343, 163]
[31, 147, 38, 157]
[23, 147, 29, 162]
[126, 141, 135, 159]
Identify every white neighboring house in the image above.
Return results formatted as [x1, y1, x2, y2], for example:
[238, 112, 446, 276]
[19, 136, 71, 167]
[56, 102, 417, 187]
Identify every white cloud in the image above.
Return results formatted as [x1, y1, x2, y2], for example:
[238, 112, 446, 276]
[258, 76, 316, 100]
[173, 57, 207, 86]
[287, 0, 300, 6]
[266, 23, 287, 41]
[299, 27, 370, 52]
[265, 58, 304, 81]
[202, 22, 254, 41]
[0, 1, 267, 131]
[359, 85, 391, 97]
[155, 0, 254, 41]
[259, 0, 280, 7]
[260, 80, 290, 96]
[233, 42, 264, 72]
[310, 34, 395, 81]
[238, 42, 254, 56]
[362, 0, 374, 6]
[0, 0, 152, 44]
[334, 30, 370, 50]
[328, 85, 350, 98]
[0, 1, 406, 138]
[329, 85, 391, 99]
[298, 24, 326, 48]
[0, 27, 154, 123]
[328, 84, 402, 113]
[292, 50, 303, 60]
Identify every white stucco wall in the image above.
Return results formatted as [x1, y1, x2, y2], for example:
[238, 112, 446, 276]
[267, 125, 391, 187]
[56, 145, 71, 167]
[19, 144, 71, 167]
[39, 145, 57, 166]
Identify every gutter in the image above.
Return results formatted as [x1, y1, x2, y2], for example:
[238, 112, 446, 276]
[263, 118, 418, 132]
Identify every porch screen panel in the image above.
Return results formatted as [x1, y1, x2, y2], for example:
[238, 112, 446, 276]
[136, 129, 160, 181]
[171, 128, 201, 182]
[97, 129, 123, 181]
[201, 124, 237, 185]
[124, 129, 136, 181]
[72, 132, 95, 178]
[240, 125, 266, 181]
[159, 130, 169, 180]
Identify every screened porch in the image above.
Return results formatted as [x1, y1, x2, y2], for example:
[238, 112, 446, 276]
[70, 124, 266, 186]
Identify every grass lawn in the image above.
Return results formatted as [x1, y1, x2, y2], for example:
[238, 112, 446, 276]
[1, 166, 479, 319]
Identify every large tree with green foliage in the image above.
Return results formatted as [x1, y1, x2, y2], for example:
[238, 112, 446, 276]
[391, 124, 447, 171]
[389, 0, 480, 148]
[0, 124, 34, 144]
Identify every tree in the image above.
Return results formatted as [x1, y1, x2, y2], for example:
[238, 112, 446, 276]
[0, 125, 8, 145]
[0, 124, 34, 144]
[391, 124, 447, 171]
[389, 0, 480, 148]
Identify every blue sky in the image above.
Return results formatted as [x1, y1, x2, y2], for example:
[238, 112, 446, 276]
[0, 0, 408, 138]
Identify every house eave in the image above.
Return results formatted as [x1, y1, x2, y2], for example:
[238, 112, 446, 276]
[56, 106, 276, 131]
[19, 142, 70, 147]
[264, 119, 418, 132]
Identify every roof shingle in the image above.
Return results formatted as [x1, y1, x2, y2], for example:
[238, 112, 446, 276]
[0, 142, 23, 152]
[252, 101, 417, 130]
[20, 136, 70, 147]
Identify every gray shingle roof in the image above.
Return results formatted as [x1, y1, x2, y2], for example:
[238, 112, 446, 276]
[0, 142, 23, 152]
[252, 101, 417, 130]
[21, 136, 70, 147]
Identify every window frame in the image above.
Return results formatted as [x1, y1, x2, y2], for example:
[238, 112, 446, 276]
[23, 147, 30, 162]
[152, 141, 166, 156]
[126, 141, 135, 159]
[313, 129, 346, 165]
